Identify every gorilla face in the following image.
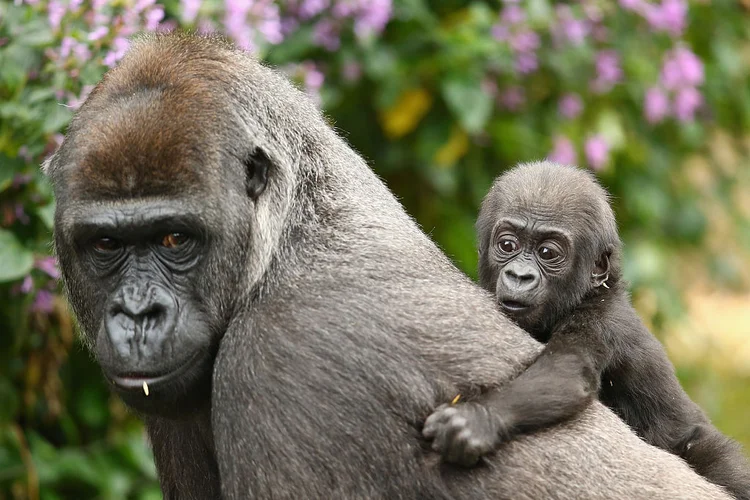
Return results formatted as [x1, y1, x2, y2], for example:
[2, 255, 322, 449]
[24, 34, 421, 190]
[487, 218, 580, 338]
[476, 162, 618, 342]
[46, 55, 272, 417]
[57, 199, 217, 415]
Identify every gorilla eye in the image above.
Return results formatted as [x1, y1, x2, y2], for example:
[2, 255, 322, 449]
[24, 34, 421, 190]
[537, 244, 561, 261]
[93, 237, 122, 253]
[161, 233, 189, 249]
[497, 237, 519, 254]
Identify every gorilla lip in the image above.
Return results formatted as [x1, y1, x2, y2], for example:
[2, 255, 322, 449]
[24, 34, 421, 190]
[500, 300, 530, 313]
[109, 351, 200, 393]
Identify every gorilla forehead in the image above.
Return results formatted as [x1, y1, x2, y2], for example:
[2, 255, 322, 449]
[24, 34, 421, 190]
[490, 161, 617, 239]
[50, 35, 244, 201]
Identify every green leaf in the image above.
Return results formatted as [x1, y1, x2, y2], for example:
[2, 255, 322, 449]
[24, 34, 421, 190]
[36, 201, 56, 230]
[0, 229, 34, 282]
[441, 75, 493, 134]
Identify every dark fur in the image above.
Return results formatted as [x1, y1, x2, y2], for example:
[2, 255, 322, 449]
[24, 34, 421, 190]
[425, 161, 750, 499]
[45, 34, 731, 499]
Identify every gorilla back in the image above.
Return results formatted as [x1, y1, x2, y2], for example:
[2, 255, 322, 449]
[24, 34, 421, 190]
[45, 33, 731, 499]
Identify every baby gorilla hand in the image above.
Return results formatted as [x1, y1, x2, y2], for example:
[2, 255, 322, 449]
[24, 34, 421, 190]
[423, 402, 499, 467]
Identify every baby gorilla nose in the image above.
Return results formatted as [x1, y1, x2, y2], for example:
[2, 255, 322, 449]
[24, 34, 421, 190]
[105, 284, 177, 359]
[501, 261, 540, 293]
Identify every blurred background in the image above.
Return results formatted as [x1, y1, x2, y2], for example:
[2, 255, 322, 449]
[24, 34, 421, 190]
[1, 0, 749, 498]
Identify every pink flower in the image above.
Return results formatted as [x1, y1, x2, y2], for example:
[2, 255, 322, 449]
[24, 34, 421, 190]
[619, 0, 643, 10]
[644, 87, 670, 124]
[31, 290, 55, 314]
[181, 0, 202, 23]
[510, 30, 540, 53]
[491, 23, 509, 42]
[584, 135, 609, 171]
[673, 87, 703, 122]
[313, 19, 340, 50]
[558, 93, 583, 119]
[591, 50, 622, 93]
[499, 86, 525, 111]
[20, 275, 33, 294]
[547, 136, 577, 165]
[35, 256, 61, 280]
[103, 37, 129, 67]
[515, 53, 538, 74]
[299, 0, 329, 20]
[88, 26, 109, 41]
[501, 5, 525, 25]
[145, 6, 165, 31]
[47, 0, 67, 29]
[342, 62, 362, 82]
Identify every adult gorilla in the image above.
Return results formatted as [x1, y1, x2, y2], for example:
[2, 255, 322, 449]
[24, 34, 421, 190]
[44, 33, 729, 499]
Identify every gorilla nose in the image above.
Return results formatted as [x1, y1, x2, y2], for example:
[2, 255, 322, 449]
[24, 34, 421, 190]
[502, 263, 540, 292]
[106, 285, 177, 357]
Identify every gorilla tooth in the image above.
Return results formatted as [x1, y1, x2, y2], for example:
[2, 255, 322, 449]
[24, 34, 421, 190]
[143, 381, 149, 396]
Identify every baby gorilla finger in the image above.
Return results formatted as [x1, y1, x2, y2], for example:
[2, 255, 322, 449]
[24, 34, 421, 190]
[422, 404, 456, 438]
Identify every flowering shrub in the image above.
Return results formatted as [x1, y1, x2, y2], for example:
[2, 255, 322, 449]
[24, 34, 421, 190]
[2, 0, 750, 496]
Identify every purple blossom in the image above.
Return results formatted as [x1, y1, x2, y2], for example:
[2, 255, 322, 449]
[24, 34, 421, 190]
[592, 50, 622, 93]
[31, 290, 55, 314]
[304, 64, 325, 90]
[584, 135, 609, 171]
[515, 53, 538, 74]
[547, 136, 577, 165]
[181, 0, 202, 23]
[313, 19, 340, 51]
[644, 0, 687, 37]
[35, 256, 61, 280]
[558, 93, 583, 119]
[88, 26, 109, 41]
[510, 30, 539, 53]
[501, 5, 525, 25]
[354, 0, 392, 37]
[660, 47, 704, 91]
[299, 0, 329, 20]
[20, 275, 33, 294]
[619, 0, 643, 10]
[499, 86, 525, 111]
[73, 42, 91, 62]
[145, 6, 165, 31]
[47, 0, 67, 29]
[134, 0, 156, 12]
[59, 36, 75, 58]
[644, 87, 670, 124]
[553, 5, 588, 46]
[673, 87, 703, 121]
[491, 23, 509, 42]
[103, 37, 130, 67]
[67, 85, 95, 110]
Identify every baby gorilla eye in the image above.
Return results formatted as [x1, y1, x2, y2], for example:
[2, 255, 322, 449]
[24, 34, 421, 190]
[498, 237, 519, 254]
[161, 232, 189, 249]
[94, 237, 122, 252]
[537, 244, 561, 261]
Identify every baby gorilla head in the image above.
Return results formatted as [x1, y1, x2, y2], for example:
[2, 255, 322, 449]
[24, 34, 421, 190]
[476, 161, 621, 341]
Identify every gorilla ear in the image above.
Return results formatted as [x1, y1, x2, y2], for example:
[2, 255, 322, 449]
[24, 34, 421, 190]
[592, 250, 611, 288]
[244, 148, 271, 200]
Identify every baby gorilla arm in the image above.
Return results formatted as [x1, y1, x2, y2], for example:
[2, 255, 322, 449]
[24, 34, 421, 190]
[423, 302, 613, 467]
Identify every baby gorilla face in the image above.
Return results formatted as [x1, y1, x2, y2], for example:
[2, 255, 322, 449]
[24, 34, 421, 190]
[487, 219, 575, 339]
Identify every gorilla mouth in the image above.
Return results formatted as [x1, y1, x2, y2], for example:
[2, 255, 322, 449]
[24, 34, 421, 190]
[500, 300, 530, 313]
[108, 351, 201, 393]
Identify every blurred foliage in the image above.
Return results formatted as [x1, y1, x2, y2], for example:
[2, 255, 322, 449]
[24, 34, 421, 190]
[1, 0, 750, 498]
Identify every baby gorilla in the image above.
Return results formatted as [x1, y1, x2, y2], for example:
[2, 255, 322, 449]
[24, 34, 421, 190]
[423, 161, 750, 498]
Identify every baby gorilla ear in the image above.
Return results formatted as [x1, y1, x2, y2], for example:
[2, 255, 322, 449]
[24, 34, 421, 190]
[592, 251, 611, 288]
